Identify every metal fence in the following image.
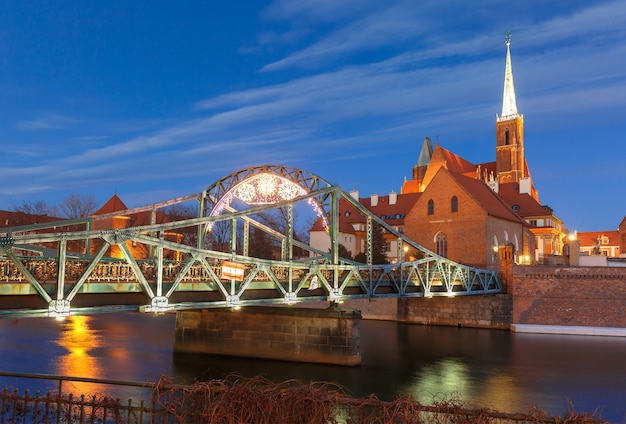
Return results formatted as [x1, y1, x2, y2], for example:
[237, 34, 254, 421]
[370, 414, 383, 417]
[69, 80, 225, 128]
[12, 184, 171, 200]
[0, 372, 173, 424]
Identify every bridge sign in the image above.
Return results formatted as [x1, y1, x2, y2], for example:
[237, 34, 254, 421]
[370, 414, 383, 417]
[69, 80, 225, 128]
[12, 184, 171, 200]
[221, 261, 245, 281]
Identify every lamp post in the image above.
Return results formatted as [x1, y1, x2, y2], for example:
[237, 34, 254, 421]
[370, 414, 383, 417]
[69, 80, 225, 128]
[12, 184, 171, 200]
[401, 245, 409, 283]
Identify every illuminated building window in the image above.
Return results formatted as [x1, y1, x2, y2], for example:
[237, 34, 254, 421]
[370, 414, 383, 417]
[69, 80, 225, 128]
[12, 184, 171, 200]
[427, 199, 434, 215]
[451, 196, 458, 213]
[435, 232, 448, 257]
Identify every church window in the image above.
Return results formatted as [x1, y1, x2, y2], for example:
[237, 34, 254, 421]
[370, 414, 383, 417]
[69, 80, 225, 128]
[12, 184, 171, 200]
[505, 128, 510, 145]
[512, 204, 520, 212]
[427, 199, 434, 215]
[451, 196, 458, 212]
[435, 232, 448, 257]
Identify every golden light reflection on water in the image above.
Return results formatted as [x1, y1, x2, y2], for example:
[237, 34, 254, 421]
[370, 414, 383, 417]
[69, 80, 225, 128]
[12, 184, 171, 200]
[407, 358, 469, 403]
[478, 374, 522, 413]
[405, 358, 522, 412]
[54, 315, 105, 395]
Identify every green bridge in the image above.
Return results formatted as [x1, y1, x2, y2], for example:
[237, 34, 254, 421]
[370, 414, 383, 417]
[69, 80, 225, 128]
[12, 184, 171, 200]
[0, 165, 500, 319]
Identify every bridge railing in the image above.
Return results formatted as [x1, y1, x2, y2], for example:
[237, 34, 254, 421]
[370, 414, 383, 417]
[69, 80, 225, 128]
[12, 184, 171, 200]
[0, 252, 500, 319]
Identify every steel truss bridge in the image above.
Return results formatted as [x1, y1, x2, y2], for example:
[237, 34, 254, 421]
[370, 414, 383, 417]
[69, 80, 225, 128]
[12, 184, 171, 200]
[0, 165, 500, 318]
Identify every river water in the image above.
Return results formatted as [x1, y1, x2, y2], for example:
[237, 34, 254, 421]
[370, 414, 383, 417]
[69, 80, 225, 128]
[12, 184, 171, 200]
[1, 313, 625, 422]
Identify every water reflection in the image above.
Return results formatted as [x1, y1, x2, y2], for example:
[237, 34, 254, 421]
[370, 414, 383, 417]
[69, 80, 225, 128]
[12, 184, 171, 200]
[405, 357, 524, 413]
[54, 316, 103, 395]
[408, 358, 470, 402]
[1, 314, 626, 422]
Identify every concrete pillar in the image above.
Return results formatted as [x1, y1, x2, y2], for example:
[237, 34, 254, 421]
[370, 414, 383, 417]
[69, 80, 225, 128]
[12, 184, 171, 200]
[173, 306, 362, 366]
[569, 240, 580, 266]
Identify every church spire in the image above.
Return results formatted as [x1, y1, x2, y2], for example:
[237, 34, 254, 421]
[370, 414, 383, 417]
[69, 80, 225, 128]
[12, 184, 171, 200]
[501, 32, 518, 118]
[416, 136, 433, 167]
[495, 32, 525, 185]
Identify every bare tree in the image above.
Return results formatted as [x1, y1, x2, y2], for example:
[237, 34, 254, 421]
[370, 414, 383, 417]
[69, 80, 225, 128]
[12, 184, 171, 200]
[58, 194, 99, 218]
[165, 203, 198, 220]
[206, 219, 232, 252]
[10, 200, 58, 216]
[165, 203, 199, 248]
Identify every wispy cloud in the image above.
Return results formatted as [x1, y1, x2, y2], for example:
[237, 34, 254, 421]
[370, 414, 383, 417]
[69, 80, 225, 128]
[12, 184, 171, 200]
[16, 113, 80, 131]
[2, 0, 625, 229]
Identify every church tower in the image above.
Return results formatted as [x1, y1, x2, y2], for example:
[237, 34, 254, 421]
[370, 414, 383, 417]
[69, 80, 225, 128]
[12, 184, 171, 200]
[496, 33, 525, 184]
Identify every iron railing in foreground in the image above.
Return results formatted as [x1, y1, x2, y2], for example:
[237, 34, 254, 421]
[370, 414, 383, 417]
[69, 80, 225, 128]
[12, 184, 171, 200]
[0, 371, 170, 424]
[0, 371, 607, 424]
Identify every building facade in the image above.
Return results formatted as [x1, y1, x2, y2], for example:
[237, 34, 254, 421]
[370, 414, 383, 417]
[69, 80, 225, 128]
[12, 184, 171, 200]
[400, 36, 566, 265]
[310, 36, 564, 268]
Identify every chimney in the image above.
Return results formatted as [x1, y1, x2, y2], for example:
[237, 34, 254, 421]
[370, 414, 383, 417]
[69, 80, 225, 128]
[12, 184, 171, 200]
[389, 191, 397, 205]
[519, 177, 531, 195]
[370, 194, 378, 207]
[349, 190, 359, 200]
[487, 180, 499, 193]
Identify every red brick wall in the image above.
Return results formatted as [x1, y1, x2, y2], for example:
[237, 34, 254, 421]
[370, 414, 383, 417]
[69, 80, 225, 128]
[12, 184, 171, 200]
[405, 170, 487, 267]
[404, 170, 529, 269]
[511, 265, 626, 327]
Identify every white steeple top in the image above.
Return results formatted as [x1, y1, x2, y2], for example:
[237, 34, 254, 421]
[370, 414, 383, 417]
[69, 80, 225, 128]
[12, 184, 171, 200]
[500, 32, 518, 118]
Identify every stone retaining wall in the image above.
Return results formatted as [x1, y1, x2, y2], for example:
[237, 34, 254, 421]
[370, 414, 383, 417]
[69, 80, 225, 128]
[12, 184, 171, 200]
[397, 294, 513, 329]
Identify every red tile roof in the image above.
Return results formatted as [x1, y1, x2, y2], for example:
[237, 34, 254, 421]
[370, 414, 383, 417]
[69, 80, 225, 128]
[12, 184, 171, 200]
[497, 183, 551, 218]
[432, 144, 477, 175]
[577, 230, 620, 247]
[309, 192, 421, 232]
[360, 192, 421, 224]
[93, 194, 128, 215]
[445, 169, 526, 224]
[0, 210, 63, 228]
[310, 197, 360, 233]
[91, 194, 171, 226]
[400, 179, 420, 194]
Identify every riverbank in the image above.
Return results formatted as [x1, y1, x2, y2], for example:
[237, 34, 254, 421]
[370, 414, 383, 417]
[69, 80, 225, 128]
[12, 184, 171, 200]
[0, 371, 608, 424]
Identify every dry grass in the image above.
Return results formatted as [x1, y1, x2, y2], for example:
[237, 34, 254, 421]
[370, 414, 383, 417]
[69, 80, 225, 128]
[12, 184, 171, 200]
[152, 374, 608, 424]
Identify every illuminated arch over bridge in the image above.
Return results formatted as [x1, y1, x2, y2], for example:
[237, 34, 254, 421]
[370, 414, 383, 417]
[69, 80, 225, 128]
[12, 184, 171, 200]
[0, 165, 500, 318]
[200, 165, 331, 233]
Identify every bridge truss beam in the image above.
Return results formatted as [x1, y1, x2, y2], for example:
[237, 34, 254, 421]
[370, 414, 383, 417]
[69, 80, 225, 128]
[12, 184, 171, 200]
[0, 165, 500, 318]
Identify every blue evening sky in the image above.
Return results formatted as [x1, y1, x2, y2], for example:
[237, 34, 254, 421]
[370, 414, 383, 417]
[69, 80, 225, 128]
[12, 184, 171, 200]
[1, 0, 625, 232]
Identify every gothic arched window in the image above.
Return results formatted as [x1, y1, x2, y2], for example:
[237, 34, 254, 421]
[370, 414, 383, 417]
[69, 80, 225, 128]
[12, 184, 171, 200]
[505, 128, 510, 145]
[435, 232, 448, 257]
[427, 199, 434, 215]
[451, 196, 458, 213]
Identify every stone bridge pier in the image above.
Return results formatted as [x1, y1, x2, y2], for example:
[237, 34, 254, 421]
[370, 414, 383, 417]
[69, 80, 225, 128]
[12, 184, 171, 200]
[173, 306, 362, 366]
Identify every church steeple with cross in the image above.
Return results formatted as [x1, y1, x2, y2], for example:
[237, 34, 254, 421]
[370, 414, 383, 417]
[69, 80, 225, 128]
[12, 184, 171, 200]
[495, 32, 525, 184]
[501, 32, 518, 118]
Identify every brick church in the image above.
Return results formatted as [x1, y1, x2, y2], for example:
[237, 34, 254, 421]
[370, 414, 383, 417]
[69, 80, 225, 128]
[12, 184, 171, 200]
[310, 36, 568, 269]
